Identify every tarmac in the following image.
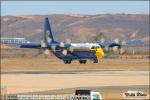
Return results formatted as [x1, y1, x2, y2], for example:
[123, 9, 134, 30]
[1, 71, 149, 94]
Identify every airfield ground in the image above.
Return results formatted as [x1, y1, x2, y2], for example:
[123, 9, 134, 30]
[1, 46, 149, 72]
[1, 72, 149, 99]
[1, 57, 149, 73]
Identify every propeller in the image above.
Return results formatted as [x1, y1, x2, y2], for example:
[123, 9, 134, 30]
[119, 48, 125, 54]
[40, 40, 51, 56]
[103, 46, 109, 52]
[112, 46, 118, 52]
[111, 38, 119, 53]
[51, 45, 56, 52]
[120, 39, 126, 45]
[119, 39, 126, 54]
[114, 38, 119, 43]
[44, 49, 50, 55]
[59, 42, 65, 47]
[66, 39, 74, 52]
[100, 38, 105, 43]
[68, 46, 74, 52]
[41, 40, 47, 48]
[66, 39, 71, 44]
[111, 38, 126, 54]
[114, 38, 127, 45]
[62, 49, 68, 56]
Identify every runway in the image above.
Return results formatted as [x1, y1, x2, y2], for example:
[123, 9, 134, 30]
[1, 71, 149, 94]
[2, 71, 149, 76]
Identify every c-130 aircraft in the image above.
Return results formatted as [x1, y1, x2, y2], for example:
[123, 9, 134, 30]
[21, 17, 125, 64]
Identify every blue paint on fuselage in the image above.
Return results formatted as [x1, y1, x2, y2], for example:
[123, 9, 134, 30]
[53, 50, 96, 61]
[47, 41, 97, 61]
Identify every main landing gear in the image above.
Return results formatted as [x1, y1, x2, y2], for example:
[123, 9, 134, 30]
[64, 60, 97, 64]
[79, 60, 87, 64]
[64, 60, 72, 64]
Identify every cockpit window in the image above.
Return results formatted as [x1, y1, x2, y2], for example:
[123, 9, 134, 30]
[91, 46, 95, 49]
[91, 46, 100, 49]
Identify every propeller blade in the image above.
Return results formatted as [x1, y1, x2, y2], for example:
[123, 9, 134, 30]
[100, 38, 105, 43]
[114, 38, 119, 43]
[104, 46, 109, 51]
[41, 40, 47, 48]
[62, 49, 68, 56]
[119, 48, 125, 54]
[69, 47, 74, 52]
[66, 39, 71, 44]
[59, 42, 65, 47]
[44, 49, 50, 55]
[121, 39, 126, 45]
[51, 45, 56, 52]
[112, 46, 118, 52]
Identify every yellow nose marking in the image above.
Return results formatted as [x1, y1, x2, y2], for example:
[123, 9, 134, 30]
[96, 48, 104, 59]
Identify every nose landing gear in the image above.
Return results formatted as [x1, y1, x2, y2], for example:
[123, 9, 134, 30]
[93, 59, 98, 63]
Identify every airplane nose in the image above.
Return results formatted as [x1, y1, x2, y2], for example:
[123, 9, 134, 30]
[96, 48, 104, 59]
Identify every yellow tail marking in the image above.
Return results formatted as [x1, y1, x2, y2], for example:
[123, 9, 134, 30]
[47, 37, 52, 42]
[46, 31, 52, 42]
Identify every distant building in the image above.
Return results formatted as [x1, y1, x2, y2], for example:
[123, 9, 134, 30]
[0, 37, 30, 44]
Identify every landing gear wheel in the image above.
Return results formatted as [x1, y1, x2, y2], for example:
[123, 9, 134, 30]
[68, 60, 71, 64]
[64, 60, 72, 64]
[79, 60, 83, 64]
[79, 60, 86, 64]
[64, 60, 68, 64]
[83, 60, 86, 64]
[94, 59, 98, 63]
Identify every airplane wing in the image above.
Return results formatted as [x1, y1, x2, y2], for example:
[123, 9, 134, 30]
[98, 42, 122, 48]
[107, 42, 121, 48]
[20, 42, 41, 49]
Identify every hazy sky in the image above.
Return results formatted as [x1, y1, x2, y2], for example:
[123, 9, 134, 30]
[1, 1, 149, 16]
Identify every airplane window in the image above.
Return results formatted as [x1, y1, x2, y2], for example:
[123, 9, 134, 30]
[91, 46, 95, 49]
[91, 46, 100, 49]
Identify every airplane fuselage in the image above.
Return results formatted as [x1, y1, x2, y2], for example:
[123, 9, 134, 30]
[49, 42, 104, 64]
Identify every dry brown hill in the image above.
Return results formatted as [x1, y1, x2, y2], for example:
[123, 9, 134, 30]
[1, 14, 149, 42]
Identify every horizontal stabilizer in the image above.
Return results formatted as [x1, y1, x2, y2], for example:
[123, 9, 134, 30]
[20, 43, 41, 49]
[98, 42, 121, 48]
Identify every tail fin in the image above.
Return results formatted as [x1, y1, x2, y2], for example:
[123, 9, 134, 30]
[44, 17, 55, 44]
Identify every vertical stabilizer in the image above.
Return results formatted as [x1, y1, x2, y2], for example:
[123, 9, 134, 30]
[44, 17, 54, 44]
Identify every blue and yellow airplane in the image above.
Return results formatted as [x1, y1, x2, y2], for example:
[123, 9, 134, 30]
[21, 17, 124, 64]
